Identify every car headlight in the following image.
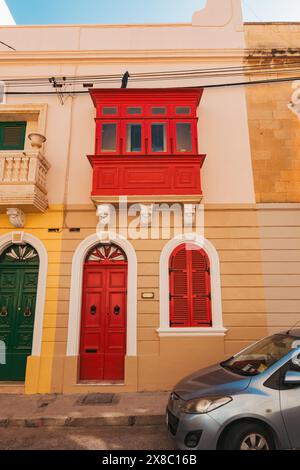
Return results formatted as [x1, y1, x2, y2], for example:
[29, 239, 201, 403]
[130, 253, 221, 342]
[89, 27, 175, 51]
[180, 396, 232, 414]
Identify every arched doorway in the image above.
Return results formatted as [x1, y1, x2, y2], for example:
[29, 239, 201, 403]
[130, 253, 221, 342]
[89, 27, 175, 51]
[0, 243, 39, 381]
[79, 243, 128, 382]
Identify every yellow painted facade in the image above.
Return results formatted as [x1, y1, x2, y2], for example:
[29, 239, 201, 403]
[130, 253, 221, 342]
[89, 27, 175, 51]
[0, 206, 64, 393]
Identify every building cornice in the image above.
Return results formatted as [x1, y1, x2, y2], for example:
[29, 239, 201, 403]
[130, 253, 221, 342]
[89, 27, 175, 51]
[0, 48, 246, 65]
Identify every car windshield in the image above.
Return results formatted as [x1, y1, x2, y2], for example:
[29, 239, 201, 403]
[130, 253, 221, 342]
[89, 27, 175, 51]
[221, 334, 300, 376]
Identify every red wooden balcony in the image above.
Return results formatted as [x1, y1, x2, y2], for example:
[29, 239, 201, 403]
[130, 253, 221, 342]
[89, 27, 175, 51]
[87, 88, 205, 204]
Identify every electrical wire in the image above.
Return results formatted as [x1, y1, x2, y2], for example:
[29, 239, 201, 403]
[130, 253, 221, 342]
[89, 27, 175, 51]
[0, 40, 15, 51]
[2, 57, 300, 88]
[2, 74, 300, 95]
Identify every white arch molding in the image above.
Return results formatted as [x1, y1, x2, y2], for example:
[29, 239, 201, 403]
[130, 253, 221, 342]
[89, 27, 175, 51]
[67, 232, 137, 357]
[0, 232, 48, 355]
[158, 233, 227, 337]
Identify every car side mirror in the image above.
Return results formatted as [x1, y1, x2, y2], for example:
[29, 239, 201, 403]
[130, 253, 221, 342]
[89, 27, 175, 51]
[284, 370, 300, 385]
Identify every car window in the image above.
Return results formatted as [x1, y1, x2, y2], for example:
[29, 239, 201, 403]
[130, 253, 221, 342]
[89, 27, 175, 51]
[289, 353, 300, 373]
[221, 334, 300, 377]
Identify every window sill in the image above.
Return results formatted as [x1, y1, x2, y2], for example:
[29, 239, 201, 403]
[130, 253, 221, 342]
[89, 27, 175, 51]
[157, 327, 227, 337]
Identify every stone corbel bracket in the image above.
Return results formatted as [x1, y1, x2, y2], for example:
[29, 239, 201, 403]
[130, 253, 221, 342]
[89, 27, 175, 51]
[139, 204, 154, 227]
[288, 81, 300, 121]
[184, 204, 196, 227]
[96, 204, 114, 227]
[7, 208, 26, 228]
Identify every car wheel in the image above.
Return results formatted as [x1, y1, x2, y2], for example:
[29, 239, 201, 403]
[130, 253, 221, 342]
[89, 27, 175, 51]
[222, 422, 275, 450]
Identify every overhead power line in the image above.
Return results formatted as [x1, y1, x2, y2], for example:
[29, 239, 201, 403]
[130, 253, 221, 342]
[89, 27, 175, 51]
[3, 59, 300, 88]
[0, 40, 15, 51]
[3, 74, 300, 95]
[2, 58, 300, 92]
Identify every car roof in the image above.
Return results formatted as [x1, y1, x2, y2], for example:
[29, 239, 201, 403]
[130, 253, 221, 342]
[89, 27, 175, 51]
[279, 329, 300, 338]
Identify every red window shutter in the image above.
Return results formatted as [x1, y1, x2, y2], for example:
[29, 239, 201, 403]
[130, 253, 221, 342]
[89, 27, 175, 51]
[169, 244, 212, 328]
[191, 249, 212, 326]
[169, 246, 189, 327]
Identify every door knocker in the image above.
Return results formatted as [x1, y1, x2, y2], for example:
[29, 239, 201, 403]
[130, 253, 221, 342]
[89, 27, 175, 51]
[24, 307, 32, 318]
[90, 305, 97, 316]
[0, 306, 8, 317]
[114, 305, 121, 316]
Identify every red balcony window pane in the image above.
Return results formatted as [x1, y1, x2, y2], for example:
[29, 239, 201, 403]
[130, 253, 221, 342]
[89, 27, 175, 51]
[127, 107, 142, 115]
[176, 123, 192, 153]
[151, 107, 167, 115]
[102, 107, 118, 116]
[101, 123, 117, 152]
[126, 123, 142, 152]
[176, 106, 191, 115]
[151, 123, 167, 153]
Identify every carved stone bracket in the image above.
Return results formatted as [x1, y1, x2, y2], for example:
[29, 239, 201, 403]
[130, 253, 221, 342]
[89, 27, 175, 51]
[96, 204, 114, 226]
[184, 204, 196, 227]
[288, 81, 300, 121]
[6, 208, 26, 228]
[139, 204, 154, 227]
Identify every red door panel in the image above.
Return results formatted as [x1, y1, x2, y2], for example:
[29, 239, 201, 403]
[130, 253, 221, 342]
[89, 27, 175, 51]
[104, 270, 127, 380]
[80, 286, 104, 380]
[80, 264, 127, 381]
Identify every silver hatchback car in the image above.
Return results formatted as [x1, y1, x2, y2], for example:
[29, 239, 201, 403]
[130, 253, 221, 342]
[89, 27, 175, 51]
[167, 330, 300, 450]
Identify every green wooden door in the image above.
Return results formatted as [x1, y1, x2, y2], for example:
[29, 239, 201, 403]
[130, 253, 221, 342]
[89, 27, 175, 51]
[0, 244, 39, 381]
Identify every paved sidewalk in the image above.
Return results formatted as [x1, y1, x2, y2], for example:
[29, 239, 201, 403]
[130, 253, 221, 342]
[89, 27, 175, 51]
[0, 392, 169, 428]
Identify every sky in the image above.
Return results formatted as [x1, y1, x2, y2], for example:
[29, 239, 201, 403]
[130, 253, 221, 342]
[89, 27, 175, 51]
[4, 0, 300, 25]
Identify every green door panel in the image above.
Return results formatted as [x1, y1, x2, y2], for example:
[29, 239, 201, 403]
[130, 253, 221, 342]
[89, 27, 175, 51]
[0, 245, 39, 382]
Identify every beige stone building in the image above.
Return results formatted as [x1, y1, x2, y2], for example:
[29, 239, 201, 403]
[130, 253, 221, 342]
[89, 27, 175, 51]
[0, 1, 299, 394]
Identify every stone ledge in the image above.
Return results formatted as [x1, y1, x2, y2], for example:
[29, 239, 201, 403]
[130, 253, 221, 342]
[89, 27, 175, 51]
[0, 414, 165, 428]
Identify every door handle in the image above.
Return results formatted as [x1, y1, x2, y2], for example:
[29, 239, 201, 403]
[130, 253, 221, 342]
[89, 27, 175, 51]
[114, 305, 121, 316]
[24, 307, 32, 317]
[90, 305, 97, 316]
[0, 306, 8, 317]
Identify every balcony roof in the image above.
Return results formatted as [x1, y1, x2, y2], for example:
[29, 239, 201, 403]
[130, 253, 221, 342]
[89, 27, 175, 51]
[90, 87, 204, 108]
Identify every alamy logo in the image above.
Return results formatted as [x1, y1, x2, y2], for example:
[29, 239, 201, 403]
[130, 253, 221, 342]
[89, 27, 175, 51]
[0, 340, 6, 365]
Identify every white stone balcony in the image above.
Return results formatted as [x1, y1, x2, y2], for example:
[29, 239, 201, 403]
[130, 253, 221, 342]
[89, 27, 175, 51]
[0, 150, 50, 212]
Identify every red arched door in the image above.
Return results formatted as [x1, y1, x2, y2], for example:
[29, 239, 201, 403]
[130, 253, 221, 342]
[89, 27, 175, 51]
[169, 243, 212, 328]
[79, 243, 127, 381]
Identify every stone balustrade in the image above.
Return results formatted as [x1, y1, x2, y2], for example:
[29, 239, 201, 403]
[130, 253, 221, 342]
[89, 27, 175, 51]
[0, 150, 50, 212]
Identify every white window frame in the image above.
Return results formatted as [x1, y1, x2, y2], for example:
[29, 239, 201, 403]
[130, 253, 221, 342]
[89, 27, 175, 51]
[158, 233, 227, 337]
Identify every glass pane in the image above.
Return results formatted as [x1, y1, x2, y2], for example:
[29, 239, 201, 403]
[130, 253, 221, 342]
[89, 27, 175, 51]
[126, 124, 142, 152]
[101, 124, 117, 152]
[127, 107, 142, 115]
[151, 123, 166, 152]
[152, 107, 166, 115]
[176, 123, 192, 152]
[102, 107, 117, 115]
[176, 107, 191, 115]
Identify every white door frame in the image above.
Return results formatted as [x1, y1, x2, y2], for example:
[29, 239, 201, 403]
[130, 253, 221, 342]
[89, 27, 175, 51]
[0, 232, 48, 356]
[66, 232, 137, 357]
